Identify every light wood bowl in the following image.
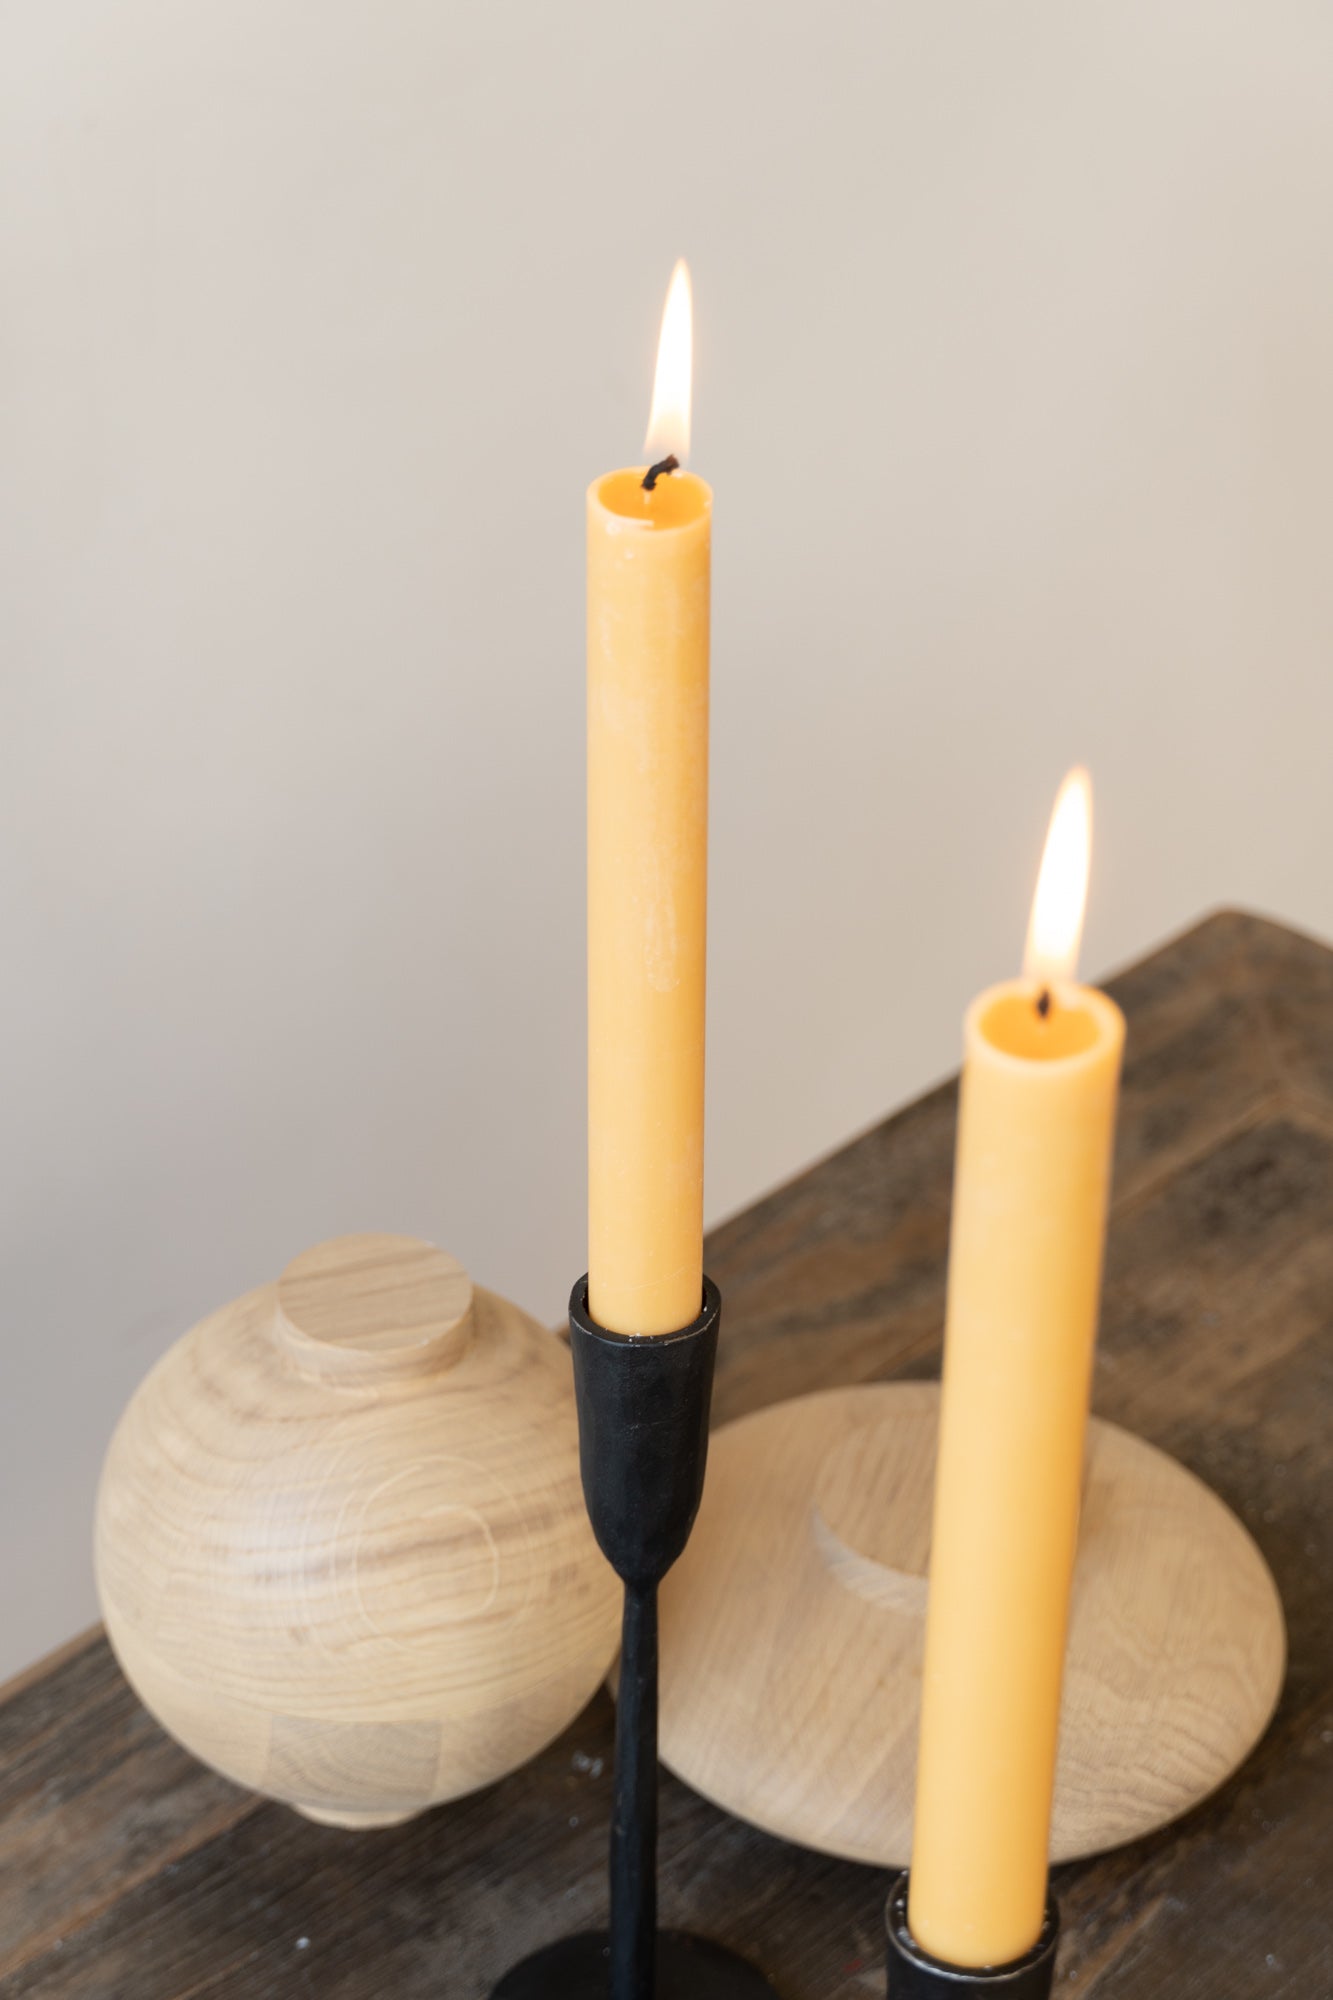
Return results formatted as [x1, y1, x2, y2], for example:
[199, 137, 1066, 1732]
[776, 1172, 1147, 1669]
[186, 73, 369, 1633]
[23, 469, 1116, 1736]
[657, 1382, 1285, 1866]
[96, 1234, 620, 1828]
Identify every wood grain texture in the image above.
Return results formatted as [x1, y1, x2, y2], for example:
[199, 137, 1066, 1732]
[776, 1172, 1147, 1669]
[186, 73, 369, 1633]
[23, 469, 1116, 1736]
[656, 1383, 1285, 1865]
[2, 910, 1330, 1999]
[94, 1235, 620, 1830]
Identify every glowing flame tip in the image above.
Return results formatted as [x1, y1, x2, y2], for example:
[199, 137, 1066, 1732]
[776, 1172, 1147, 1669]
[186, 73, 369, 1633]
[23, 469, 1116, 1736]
[1023, 766, 1093, 987]
[643, 258, 692, 467]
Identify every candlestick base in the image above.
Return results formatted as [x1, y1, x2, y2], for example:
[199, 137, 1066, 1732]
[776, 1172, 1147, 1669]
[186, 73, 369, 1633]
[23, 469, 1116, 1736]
[655, 1381, 1285, 1869]
[491, 1930, 782, 1999]
[885, 1875, 1057, 1997]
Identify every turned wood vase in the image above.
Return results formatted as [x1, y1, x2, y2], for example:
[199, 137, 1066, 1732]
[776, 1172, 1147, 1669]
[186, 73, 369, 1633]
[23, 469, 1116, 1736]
[96, 1233, 620, 1828]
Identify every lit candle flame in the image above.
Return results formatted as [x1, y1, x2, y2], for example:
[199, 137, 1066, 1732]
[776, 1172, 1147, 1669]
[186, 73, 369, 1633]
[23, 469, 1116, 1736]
[1023, 767, 1093, 988]
[643, 258, 693, 467]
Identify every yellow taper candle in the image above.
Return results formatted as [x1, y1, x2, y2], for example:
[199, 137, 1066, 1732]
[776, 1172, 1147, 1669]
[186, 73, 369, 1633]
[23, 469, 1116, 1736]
[909, 769, 1126, 1967]
[587, 260, 711, 1335]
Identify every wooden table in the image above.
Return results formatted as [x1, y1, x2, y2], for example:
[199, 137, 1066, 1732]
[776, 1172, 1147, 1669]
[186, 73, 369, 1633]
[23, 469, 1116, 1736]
[2, 910, 1330, 1999]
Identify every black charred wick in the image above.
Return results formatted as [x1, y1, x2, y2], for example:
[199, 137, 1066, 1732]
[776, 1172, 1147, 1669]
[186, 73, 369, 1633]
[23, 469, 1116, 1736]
[1036, 988, 1053, 1020]
[641, 454, 680, 492]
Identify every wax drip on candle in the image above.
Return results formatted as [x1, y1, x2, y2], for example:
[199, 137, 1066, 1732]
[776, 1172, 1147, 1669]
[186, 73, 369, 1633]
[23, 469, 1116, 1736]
[642, 454, 679, 492]
[1036, 988, 1052, 1020]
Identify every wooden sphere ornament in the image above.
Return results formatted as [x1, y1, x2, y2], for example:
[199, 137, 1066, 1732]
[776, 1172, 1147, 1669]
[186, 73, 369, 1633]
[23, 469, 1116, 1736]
[657, 1383, 1285, 1867]
[96, 1234, 620, 1828]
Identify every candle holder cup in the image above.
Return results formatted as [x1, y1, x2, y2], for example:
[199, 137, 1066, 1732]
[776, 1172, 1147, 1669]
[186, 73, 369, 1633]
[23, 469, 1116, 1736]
[491, 1276, 780, 2000]
[884, 1875, 1058, 1998]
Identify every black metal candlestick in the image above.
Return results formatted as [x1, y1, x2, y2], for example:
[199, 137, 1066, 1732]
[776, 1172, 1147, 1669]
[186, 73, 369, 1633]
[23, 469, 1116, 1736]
[491, 1277, 780, 2000]
[884, 1874, 1058, 1997]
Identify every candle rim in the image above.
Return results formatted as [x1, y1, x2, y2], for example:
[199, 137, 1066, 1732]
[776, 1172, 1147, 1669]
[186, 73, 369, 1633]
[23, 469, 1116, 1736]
[590, 467, 712, 531]
[966, 978, 1125, 1074]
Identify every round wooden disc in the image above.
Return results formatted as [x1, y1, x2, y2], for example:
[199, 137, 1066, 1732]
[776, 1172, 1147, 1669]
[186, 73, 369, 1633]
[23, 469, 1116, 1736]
[658, 1383, 1285, 1867]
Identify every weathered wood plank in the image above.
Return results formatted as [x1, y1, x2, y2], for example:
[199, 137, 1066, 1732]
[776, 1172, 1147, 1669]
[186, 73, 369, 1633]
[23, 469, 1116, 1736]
[0, 1636, 257, 1983]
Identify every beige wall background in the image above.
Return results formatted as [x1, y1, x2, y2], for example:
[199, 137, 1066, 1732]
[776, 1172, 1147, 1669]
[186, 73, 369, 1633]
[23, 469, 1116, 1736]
[3, 1, 1332, 1682]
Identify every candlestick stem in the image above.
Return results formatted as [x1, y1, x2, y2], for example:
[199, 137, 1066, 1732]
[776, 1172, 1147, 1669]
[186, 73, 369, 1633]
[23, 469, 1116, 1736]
[611, 1584, 658, 1999]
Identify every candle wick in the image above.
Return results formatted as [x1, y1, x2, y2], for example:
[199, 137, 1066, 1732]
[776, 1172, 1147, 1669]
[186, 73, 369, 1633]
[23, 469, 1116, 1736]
[1036, 988, 1052, 1020]
[641, 454, 679, 492]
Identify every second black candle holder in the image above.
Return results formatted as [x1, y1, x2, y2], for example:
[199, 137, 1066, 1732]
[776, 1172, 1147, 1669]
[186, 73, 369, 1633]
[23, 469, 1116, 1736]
[884, 1873, 1058, 1997]
[491, 1276, 780, 2000]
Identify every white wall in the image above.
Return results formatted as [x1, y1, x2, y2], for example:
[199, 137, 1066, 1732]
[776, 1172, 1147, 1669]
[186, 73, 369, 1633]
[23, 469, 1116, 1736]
[3, 1, 1332, 1682]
